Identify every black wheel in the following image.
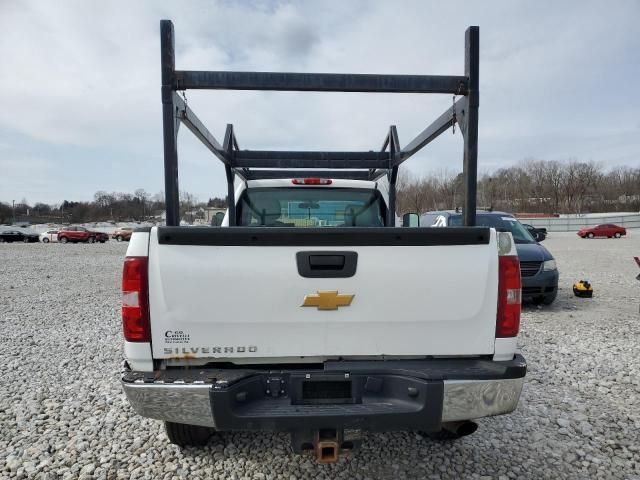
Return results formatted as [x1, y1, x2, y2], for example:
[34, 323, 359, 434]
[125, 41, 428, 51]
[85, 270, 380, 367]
[116, 235, 123, 242]
[533, 290, 557, 305]
[24, 238, 29, 243]
[60, 237, 68, 244]
[164, 422, 214, 447]
[100, 240, 106, 243]
[542, 291, 557, 305]
[587, 233, 594, 238]
[42, 237, 50, 243]
[88, 237, 96, 244]
[614, 232, 621, 238]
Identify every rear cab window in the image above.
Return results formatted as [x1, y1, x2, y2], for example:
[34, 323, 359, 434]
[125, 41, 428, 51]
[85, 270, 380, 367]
[236, 188, 387, 227]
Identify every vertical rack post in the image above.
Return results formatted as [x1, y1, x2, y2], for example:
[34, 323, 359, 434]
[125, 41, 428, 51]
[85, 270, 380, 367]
[161, 20, 180, 226]
[463, 26, 479, 227]
[387, 126, 400, 226]
[223, 124, 236, 226]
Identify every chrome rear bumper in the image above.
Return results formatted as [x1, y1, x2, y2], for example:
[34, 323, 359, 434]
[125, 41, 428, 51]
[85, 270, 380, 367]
[123, 376, 524, 428]
[122, 356, 525, 430]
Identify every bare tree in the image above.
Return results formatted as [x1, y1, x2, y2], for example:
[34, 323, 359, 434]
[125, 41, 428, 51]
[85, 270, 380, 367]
[396, 171, 433, 216]
[544, 160, 565, 214]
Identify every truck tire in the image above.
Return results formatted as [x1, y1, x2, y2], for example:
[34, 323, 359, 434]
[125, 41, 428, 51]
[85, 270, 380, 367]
[164, 422, 214, 447]
[534, 291, 557, 306]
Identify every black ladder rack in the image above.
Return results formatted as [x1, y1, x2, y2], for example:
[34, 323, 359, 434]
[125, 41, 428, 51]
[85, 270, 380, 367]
[160, 20, 479, 227]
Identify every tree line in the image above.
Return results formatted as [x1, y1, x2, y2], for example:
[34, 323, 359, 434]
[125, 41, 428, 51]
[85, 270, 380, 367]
[2, 159, 639, 224]
[396, 159, 640, 216]
[0, 190, 227, 224]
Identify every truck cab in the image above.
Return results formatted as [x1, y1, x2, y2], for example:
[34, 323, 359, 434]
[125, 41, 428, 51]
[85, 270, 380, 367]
[224, 178, 387, 227]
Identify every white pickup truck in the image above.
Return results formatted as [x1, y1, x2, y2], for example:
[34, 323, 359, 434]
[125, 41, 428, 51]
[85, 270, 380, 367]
[121, 177, 526, 461]
[121, 21, 525, 462]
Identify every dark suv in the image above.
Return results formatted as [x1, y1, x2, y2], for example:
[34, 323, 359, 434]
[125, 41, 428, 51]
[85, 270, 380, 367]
[420, 211, 559, 305]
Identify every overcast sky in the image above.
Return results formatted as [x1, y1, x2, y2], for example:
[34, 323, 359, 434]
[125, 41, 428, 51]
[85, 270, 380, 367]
[1, 1, 639, 205]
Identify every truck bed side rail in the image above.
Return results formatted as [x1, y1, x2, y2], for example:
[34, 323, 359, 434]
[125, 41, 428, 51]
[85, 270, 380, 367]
[156, 226, 491, 247]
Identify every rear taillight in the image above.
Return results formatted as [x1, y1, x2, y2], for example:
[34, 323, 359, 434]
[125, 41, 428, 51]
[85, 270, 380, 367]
[496, 255, 521, 337]
[292, 178, 332, 185]
[122, 256, 150, 342]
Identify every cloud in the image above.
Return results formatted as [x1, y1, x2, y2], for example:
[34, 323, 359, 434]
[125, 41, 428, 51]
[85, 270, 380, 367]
[0, 0, 638, 204]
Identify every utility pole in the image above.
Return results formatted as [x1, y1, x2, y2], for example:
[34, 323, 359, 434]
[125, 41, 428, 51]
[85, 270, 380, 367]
[12, 200, 15, 224]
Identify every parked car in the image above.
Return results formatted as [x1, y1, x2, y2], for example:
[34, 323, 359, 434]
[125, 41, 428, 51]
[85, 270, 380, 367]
[0, 230, 40, 243]
[522, 223, 547, 242]
[112, 227, 134, 242]
[421, 211, 558, 305]
[40, 230, 59, 243]
[57, 226, 109, 243]
[577, 224, 626, 239]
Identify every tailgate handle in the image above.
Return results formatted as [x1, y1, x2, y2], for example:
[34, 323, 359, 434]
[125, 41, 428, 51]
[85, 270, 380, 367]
[296, 251, 358, 278]
[309, 255, 345, 268]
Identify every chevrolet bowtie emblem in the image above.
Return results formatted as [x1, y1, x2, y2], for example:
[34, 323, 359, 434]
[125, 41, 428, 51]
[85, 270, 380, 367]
[302, 291, 355, 310]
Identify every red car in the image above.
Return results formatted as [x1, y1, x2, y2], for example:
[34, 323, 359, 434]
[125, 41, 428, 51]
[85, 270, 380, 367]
[577, 224, 626, 239]
[57, 226, 109, 243]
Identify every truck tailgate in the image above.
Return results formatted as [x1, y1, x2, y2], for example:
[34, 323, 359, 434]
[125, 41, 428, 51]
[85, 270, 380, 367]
[148, 227, 498, 360]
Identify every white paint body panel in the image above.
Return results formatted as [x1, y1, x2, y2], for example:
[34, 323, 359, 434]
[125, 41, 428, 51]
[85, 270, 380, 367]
[493, 337, 518, 361]
[147, 227, 500, 360]
[126, 231, 150, 256]
[124, 341, 154, 371]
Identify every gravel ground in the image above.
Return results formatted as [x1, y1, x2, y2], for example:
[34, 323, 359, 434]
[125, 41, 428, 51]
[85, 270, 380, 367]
[1, 232, 639, 479]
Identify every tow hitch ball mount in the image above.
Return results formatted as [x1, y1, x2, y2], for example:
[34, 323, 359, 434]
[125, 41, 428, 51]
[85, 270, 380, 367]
[291, 428, 361, 463]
